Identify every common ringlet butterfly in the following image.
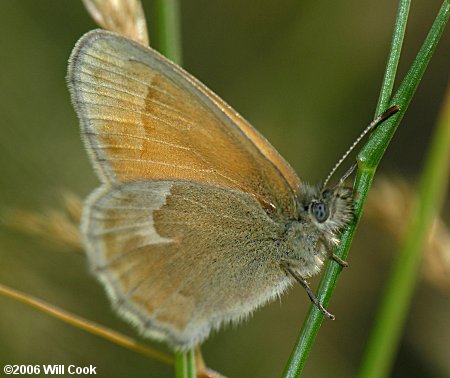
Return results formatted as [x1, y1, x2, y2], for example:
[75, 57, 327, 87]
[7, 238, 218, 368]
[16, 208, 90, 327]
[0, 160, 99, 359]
[67, 29, 396, 350]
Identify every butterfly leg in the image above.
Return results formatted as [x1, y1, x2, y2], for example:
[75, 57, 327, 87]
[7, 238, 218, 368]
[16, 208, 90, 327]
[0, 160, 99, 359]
[331, 253, 348, 268]
[281, 260, 335, 320]
[319, 238, 349, 268]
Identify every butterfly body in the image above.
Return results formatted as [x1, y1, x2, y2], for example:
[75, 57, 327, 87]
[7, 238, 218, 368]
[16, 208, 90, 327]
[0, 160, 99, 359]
[68, 30, 353, 349]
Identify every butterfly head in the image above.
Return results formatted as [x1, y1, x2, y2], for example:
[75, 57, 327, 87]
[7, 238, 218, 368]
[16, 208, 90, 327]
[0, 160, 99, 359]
[297, 183, 354, 245]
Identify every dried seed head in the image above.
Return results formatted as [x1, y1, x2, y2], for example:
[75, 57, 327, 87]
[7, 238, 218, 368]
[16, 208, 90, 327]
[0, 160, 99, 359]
[4, 191, 83, 252]
[82, 0, 149, 46]
[366, 176, 450, 295]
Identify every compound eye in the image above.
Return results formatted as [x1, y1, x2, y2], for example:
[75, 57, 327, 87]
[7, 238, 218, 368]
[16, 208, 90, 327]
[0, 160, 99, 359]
[312, 202, 329, 223]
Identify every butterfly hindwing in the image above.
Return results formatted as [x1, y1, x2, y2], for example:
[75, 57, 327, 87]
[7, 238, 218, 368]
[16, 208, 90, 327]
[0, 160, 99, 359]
[83, 181, 292, 348]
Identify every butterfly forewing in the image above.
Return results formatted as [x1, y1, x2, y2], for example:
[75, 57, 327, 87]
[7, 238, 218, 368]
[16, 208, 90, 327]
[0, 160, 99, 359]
[68, 30, 300, 214]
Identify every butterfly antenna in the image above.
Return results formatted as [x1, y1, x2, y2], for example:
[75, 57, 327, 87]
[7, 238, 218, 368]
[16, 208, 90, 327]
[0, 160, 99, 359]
[322, 105, 399, 190]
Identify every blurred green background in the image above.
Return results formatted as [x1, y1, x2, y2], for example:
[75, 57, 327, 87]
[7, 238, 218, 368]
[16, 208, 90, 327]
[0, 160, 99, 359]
[0, 1, 449, 377]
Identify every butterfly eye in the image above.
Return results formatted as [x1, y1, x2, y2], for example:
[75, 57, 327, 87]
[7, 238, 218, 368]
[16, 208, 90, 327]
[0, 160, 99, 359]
[312, 202, 329, 223]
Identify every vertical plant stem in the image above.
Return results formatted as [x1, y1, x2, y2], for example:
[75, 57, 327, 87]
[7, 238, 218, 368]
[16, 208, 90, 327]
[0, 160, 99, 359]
[153, 0, 183, 65]
[281, 1, 450, 376]
[152, 1, 189, 376]
[175, 350, 196, 378]
[358, 76, 450, 378]
[186, 348, 197, 377]
[175, 352, 187, 378]
[376, 0, 411, 114]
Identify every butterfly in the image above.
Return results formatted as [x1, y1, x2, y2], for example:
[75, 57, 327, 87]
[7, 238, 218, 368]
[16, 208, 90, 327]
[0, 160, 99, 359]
[68, 29, 360, 350]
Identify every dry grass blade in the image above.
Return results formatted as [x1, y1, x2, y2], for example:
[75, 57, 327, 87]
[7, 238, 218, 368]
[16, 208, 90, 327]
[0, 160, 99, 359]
[0, 283, 174, 365]
[82, 0, 149, 46]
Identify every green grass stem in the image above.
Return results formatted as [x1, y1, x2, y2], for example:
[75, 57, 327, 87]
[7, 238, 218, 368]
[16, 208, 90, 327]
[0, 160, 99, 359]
[175, 350, 196, 378]
[282, 1, 450, 376]
[153, 0, 183, 65]
[358, 71, 450, 378]
[151, 2, 194, 376]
